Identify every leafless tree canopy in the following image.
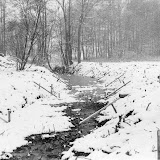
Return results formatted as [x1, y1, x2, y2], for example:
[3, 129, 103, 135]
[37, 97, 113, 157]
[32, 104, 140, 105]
[0, 0, 160, 70]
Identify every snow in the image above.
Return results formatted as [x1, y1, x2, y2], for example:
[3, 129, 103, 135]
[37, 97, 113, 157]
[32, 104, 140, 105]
[62, 61, 160, 160]
[0, 56, 75, 158]
[1, 56, 160, 160]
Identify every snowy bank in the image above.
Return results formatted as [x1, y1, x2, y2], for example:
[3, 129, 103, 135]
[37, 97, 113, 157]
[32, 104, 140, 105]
[0, 56, 75, 159]
[62, 61, 160, 160]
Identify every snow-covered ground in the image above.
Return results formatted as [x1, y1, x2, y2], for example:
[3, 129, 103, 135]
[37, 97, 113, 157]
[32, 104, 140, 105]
[1, 56, 160, 160]
[0, 56, 75, 159]
[62, 62, 160, 160]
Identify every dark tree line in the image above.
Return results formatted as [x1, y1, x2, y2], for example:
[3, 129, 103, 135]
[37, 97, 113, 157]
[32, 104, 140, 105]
[0, 0, 6, 56]
[0, 0, 160, 70]
[78, 0, 160, 60]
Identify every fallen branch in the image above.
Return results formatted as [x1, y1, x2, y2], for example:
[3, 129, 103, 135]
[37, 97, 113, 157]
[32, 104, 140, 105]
[34, 82, 58, 98]
[0, 131, 5, 136]
[79, 95, 128, 125]
[0, 116, 8, 123]
[80, 93, 129, 125]
[97, 71, 110, 81]
[105, 73, 125, 88]
[105, 81, 131, 99]
[124, 121, 131, 126]
[111, 104, 117, 113]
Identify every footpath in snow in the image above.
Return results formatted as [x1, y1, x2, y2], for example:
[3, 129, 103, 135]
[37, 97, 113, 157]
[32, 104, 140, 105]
[62, 61, 160, 160]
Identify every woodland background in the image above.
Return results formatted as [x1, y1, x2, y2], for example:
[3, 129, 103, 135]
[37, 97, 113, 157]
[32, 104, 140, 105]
[0, 0, 160, 70]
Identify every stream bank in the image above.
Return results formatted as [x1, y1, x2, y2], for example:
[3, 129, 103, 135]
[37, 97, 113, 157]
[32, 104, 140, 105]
[7, 101, 107, 160]
[6, 74, 108, 160]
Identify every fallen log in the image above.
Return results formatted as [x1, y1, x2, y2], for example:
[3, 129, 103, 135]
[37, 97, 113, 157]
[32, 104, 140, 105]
[79, 94, 129, 125]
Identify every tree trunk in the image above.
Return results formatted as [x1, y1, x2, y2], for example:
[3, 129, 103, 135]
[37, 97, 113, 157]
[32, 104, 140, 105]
[3, 0, 5, 56]
[77, 23, 82, 63]
[68, 0, 73, 65]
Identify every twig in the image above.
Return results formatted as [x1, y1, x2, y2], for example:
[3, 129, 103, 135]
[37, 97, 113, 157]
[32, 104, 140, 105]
[0, 131, 5, 136]
[124, 121, 131, 126]
[111, 104, 117, 113]
[146, 102, 151, 111]
[0, 117, 8, 123]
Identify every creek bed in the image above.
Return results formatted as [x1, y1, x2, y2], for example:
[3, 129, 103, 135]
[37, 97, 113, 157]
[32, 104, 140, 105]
[6, 74, 108, 160]
[7, 101, 107, 160]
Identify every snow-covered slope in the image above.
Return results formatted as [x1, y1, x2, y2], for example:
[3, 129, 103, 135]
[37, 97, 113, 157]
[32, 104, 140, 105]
[62, 62, 160, 160]
[0, 56, 75, 159]
[1, 56, 160, 160]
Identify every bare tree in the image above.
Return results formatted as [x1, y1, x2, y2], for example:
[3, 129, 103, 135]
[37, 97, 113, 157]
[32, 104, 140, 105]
[7, 0, 43, 70]
[55, 0, 73, 67]
[3, 0, 160, 67]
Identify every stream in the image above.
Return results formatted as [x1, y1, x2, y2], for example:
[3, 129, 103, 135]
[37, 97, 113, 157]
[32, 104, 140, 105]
[7, 74, 109, 160]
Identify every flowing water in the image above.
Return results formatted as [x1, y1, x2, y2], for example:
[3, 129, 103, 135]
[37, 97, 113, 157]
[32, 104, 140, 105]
[7, 74, 108, 160]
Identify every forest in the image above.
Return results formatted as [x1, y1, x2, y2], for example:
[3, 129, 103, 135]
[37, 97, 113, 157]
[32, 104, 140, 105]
[0, 0, 160, 70]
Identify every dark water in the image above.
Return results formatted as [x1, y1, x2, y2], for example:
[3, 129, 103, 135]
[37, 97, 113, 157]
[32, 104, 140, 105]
[6, 74, 108, 160]
[8, 101, 107, 160]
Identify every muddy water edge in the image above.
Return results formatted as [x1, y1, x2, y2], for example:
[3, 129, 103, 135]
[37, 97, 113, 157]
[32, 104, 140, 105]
[6, 74, 108, 160]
